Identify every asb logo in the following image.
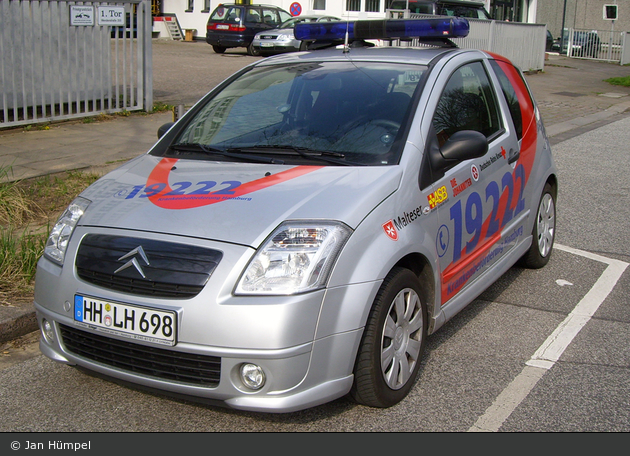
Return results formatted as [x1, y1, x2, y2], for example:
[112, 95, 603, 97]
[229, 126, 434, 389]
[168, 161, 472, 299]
[383, 220, 398, 241]
[427, 185, 448, 209]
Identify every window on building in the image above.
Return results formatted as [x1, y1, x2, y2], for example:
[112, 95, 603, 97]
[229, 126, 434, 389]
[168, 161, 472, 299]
[346, 0, 361, 12]
[202, 0, 211, 13]
[185, 0, 193, 13]
[366, 0, 380, 12]
[314, 0, 326, 10]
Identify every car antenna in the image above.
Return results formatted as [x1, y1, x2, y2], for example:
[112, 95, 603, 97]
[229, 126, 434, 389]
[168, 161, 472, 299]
[343, 14, 350, 53]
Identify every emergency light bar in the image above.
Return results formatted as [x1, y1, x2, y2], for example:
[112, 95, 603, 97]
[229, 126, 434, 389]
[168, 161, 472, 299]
[294, 17, 469, 43]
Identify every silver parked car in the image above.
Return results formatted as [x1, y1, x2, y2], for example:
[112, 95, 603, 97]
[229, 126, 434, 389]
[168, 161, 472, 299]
[251, 14, 342, 55]
[35, 17, 557, 413]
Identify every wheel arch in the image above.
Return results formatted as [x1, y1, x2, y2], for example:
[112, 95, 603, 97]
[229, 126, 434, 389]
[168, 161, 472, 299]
[391, 252, 437, 334]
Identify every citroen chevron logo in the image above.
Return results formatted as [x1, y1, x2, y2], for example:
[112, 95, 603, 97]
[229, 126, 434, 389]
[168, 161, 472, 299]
[114, 246, 150, 278]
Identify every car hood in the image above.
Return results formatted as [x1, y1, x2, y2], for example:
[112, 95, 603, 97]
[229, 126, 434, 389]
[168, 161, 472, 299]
[78, 155, 402, 247]
[255, 27, 291, 37]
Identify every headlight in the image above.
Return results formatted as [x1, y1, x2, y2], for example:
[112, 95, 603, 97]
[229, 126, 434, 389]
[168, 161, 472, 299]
[44, 197, 90, 265]
[278, 33, 294, 42]
[235, 221, 352, 295]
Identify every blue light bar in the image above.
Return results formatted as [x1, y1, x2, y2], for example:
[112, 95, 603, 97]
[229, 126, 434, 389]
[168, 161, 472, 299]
[294, 17, 469, 42]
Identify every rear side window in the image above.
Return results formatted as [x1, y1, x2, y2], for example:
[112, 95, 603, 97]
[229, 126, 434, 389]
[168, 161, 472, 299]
[210, 6, 242, 22]
[432, 61, 502, 145]
[489, 60, 530, 140]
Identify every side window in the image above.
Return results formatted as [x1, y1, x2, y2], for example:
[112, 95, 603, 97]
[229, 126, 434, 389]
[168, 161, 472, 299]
[278, 9, 292, 23]
[245, 7, 261, 24]
[489, 60, 526, 140]
[432, 62, 502, 146]
[262, 8, 279, 26]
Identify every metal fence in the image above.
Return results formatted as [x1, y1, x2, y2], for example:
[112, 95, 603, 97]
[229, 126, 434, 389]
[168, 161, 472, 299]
[385, 10, 547, 72]
[0, 0, 153, 130]
[564, 28, 629, 65]
[453, 18, 546, 72]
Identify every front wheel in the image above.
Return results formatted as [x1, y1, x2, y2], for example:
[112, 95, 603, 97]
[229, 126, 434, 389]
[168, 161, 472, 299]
[518, 182, 556, 268]
[350, 267, 427, 408]
[247, 42, 261, 56]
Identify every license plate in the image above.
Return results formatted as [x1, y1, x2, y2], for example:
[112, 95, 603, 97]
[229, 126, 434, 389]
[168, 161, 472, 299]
[216, 24, 229, 30]
[261, 42, 273, 47]
[74, 295, 177, 346]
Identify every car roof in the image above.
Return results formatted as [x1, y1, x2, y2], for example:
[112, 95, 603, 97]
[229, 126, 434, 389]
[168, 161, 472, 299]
[255, 45, 475, 67]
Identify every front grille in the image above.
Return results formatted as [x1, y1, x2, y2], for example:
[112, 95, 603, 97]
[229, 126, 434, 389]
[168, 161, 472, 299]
[76, 234, 223, 298]
[60, 324, 221, 387]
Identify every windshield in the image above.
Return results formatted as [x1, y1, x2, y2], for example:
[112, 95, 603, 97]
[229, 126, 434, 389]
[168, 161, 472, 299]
[166, 61, 426, 166]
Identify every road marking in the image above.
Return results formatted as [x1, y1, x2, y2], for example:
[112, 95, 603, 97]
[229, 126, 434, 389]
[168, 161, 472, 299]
[468, 244, 629, 432]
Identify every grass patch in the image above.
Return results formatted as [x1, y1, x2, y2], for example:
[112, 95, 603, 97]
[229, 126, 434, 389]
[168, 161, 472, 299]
[150, 102, 174, 113]
[0, 164, 100, 300]
[604, 75, 630, 87]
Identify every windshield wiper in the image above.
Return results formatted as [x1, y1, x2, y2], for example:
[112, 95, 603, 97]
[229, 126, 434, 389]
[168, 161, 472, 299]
[169, 143, 285, 164]
[229, 145, 363, 166]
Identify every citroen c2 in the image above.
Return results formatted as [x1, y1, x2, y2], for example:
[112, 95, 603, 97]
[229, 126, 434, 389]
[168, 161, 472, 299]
[35, 17, 557, 413]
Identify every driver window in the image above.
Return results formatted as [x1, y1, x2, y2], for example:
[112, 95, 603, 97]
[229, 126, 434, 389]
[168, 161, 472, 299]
[432, 62, 502, 146]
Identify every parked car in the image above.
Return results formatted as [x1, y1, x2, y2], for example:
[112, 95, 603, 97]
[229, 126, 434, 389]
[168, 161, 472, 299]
[546, 29, 554, 52]
[205, 3, 292, 55]
[36, 17, 557, 413]
[387, 0, 491, 19]
[554, 29, 601, 58]
[251, 14, 342, 55]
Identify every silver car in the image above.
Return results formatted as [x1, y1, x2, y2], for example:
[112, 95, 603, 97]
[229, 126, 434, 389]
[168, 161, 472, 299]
[251, 14, 341, 55]
[35, 17, 557, 413]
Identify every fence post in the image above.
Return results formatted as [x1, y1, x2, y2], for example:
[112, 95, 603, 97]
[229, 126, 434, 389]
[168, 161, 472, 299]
[142, 0, 153, 112]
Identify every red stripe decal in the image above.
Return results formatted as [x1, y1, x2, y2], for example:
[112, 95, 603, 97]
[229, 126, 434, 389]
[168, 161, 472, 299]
[147, 158, 323, 209]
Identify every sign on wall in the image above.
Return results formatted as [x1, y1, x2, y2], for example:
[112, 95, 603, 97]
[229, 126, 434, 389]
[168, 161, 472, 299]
[70, 6, 94, 26]
[97, 6, 126, 26]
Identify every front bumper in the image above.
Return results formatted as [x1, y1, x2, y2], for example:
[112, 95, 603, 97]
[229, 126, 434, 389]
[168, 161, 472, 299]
[36, 303, 361, 413]
[251, 38, 300, 53]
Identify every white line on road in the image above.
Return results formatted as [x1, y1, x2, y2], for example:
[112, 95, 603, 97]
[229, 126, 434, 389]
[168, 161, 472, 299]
[468, 244, 629, 432]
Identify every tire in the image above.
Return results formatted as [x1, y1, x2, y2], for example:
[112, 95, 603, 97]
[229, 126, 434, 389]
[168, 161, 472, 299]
[299, 41, 309, 51]
[212, 45, 226, 54]
[350, 267, 427, 408]
[518, 183, 556, 269]
[247, 42, 261, 56]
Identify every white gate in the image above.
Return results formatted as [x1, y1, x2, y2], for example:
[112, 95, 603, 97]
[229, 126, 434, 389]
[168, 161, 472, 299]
[564, 28, 629, 65]
[0, 0, 153, 129]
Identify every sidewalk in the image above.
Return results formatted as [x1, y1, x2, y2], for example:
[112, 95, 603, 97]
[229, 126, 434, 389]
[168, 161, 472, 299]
[1, 49, 630, 344]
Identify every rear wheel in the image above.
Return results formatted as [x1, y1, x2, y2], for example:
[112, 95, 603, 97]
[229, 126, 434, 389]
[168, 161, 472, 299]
[212, 45, 226, 54]
[518, 182, 556, 268]
[350, 267, 427, 408]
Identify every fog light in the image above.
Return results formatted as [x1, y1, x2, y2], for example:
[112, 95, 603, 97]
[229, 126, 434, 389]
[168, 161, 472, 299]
[42, 319, 55, 344]
[240, 363, 266, 390]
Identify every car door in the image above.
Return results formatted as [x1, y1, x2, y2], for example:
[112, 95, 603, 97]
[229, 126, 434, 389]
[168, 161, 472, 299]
[425, 60, 521, 314]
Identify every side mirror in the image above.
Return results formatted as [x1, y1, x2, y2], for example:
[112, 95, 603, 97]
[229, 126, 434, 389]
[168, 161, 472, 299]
[157, 122, 175, 139]
[429, 130, 488, 170]
[440, 130, 488, 161]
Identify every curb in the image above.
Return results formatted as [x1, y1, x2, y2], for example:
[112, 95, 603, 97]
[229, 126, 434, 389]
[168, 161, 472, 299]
[0, 308, 38, 345]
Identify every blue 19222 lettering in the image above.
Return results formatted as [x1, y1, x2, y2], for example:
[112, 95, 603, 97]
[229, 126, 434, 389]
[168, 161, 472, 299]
[450, 163, 525, 262]
[125, 180, 242, 199]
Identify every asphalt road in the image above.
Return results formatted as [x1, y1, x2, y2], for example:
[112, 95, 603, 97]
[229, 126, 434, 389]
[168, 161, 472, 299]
[0, 41, 629, 437]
